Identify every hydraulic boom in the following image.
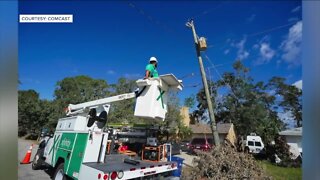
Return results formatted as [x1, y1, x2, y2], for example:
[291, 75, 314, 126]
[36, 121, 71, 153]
[66, 92, 136, 116]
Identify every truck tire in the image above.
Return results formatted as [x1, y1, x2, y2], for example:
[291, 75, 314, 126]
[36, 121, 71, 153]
[53, 163, 68, 180]
[32, 148, 45, 170]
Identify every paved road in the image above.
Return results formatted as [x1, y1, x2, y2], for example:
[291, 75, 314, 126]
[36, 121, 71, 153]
[18, 138, 51, 180]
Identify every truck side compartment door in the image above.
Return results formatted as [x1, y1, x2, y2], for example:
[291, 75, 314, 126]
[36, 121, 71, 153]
[65, 133, 89, 179]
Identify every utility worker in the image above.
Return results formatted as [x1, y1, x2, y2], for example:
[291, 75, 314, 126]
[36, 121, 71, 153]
[144, 57, 159, 79]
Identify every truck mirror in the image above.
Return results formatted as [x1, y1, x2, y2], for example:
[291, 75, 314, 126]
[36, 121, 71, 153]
[97, 111, 108, 129]
[88, 108, 97, 117]
[87, 117, 95, 127]
[87, 108, 97, 127]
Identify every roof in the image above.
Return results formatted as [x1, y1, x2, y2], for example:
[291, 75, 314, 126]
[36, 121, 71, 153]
[190, 123, 233, 134]
[279, 127, 302, 136]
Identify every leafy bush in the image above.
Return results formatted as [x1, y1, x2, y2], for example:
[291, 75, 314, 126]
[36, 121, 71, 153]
[265, 135, 301, 168]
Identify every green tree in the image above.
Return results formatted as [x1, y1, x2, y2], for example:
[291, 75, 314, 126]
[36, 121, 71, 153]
[178, 124, 193, 140]
[46, 75, 111, 128]
[18, 90, 48, 137]
[161, 91, 187, 140]
[107, 77, 142, 124]
[43, 99, 61, 129]
[193, 61, 284, 143]
[193, 80, 217, 122]
[184, 95, 195, 108]
[268, 77, 302, 127]
[54, 75, 110, 104]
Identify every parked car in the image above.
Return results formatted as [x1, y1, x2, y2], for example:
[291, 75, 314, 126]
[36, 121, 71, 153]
[179, 140, 190, 152]
[189, 137, 213, 153]
[164, 141, 181, 155]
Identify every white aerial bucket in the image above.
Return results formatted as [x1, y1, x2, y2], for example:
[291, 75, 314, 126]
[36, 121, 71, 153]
[134, 74, 183, 121]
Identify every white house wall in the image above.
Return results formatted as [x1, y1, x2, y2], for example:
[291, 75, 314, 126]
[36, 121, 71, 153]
[285, 135, 302, 153]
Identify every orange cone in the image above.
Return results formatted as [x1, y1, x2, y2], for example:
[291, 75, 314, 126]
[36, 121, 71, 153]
[20, 144, 33, 164]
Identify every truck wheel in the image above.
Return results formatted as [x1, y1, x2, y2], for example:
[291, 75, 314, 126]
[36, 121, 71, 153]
[32, 148, 44, 170]
[53, 163, 68, 180]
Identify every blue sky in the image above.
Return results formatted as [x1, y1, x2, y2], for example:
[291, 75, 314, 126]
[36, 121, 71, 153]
[19, 1, 302, 105]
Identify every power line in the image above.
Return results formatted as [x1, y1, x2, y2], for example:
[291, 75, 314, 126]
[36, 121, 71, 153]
[207, 20, 301, 49]
[203, 52, 240, 102]
[126, 0, 301, 63]
[206, 66, 214, 96]
[126, 1, 172, 32]
[184, 83, 202, 88]
[180, 72, 195, 79]
[203, 53, 299, 104]
[125, 1, 187, 43]
[191, 1, 226, 19]
[247, 21, 300, 37]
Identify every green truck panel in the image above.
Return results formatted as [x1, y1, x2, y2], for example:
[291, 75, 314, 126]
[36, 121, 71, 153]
[55, 133, 77, 172]
[51, 132, 89, 180]
[66, 133, 88, 179]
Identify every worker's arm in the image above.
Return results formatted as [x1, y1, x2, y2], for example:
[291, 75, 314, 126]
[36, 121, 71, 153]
[144, 70, 150, 79]
[145, 64, 153, 79]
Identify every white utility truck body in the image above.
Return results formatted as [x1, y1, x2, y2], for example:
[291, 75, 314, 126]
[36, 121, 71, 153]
[244, 133, 265, 154]
[34, 75, 184, 180]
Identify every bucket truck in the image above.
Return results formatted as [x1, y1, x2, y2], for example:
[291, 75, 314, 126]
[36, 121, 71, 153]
[31, 74, 184, 180]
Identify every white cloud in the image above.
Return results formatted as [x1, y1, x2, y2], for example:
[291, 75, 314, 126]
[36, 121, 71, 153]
[224, 49, 230, 55]
[246, 14, 256, 23]
[107, 70, 115, 75]
[254, 42, 275, 65]
[124, 73, 142, 79]
[288, 17, 299, 22]
[293, 80, 302, 90]
[253, 35, 276, 65]
[233, 37, 249, 60]
[260, 43, 275, 61]
[280, 21, 302, 65]
[291, 6, 301, 13]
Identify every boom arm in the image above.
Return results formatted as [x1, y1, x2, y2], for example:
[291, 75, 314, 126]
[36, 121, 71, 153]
[66, 92, 136, 116]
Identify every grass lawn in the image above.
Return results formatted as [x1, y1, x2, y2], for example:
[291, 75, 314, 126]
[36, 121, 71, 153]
[259, 161, 302, 180]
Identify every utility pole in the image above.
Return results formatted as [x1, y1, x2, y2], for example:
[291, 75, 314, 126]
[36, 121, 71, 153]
[186, 19, 220, 148]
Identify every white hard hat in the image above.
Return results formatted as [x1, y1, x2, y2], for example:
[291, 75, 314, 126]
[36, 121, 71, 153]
[149, 57, 158, 63]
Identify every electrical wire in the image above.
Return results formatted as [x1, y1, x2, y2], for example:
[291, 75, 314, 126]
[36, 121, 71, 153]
[206, 66, 214, 96]
[203, 52, 240, 102]
[125, 1, 301, 97]
[184, 83, 201, 88]
[180, 72, 195, 79]
[247, 21, 300, 37]
[125, 1, 187, 43]
[207, 20, 301, 49]
[191, 1, 226, 19]
[127, 0, 301, 50]
[203, 52, 300, 104]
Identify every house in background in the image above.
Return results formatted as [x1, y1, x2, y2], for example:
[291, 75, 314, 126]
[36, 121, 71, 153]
[189, 123, 237, 146]
[279, 127, 302, 158]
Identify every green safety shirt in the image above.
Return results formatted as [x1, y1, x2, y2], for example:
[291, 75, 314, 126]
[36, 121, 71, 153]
[146, 64, 159, 78]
